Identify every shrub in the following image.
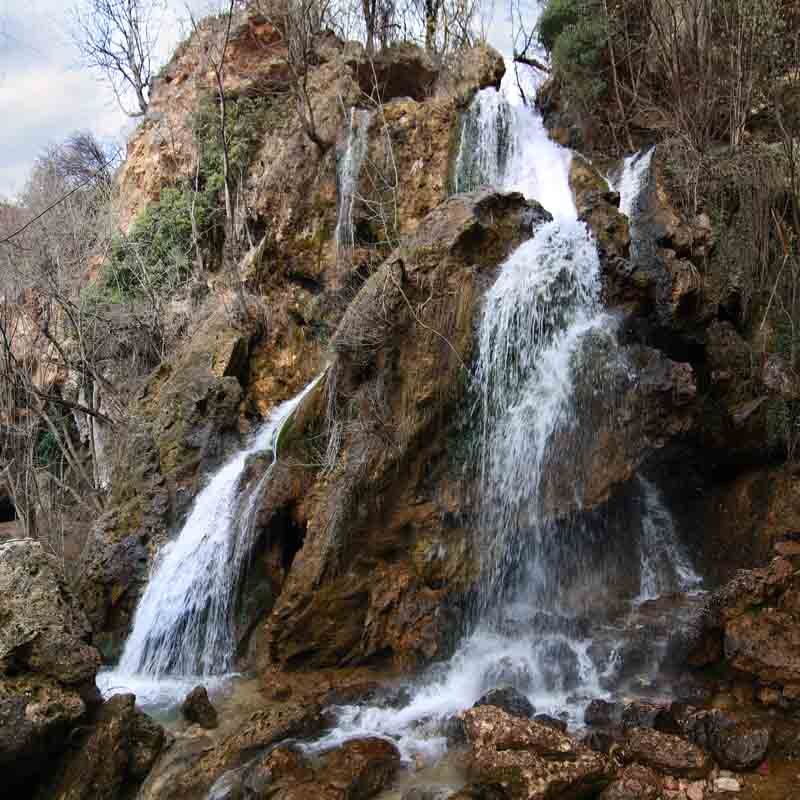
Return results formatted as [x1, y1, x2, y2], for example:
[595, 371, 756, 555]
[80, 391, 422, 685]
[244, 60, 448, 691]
[538, 0, 583, 51]
[538, 0, 607, 111]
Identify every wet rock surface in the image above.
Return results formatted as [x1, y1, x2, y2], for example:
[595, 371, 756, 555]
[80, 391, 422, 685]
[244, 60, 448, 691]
[36, 693, 165, 800]
[182, 685, 219, 729]
[474, 687, 535, 719]
[622, 727, 714, 779]
[461, 705, 612, 798]
[0, 540, 102, 794]
[212, 737, 400, 800]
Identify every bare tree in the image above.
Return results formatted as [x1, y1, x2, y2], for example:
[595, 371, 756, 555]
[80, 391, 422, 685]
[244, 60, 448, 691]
[71, 0, 165, 117]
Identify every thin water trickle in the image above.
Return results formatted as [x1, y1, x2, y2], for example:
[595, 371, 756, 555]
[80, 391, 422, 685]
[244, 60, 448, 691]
[99, 376, 321, 708]
[335, 108, 372, 253]
[637, 477, 702, 604]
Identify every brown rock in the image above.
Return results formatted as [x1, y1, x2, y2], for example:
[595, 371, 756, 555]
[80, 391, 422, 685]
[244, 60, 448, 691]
[622, 727, 713, 779]
[317, 737, 401, 799]
[600, 764, 663, 800]
[182, 685, 219, 729]
[34, 693, 165, 800]
[474, 686, 535, 719]
[462, 705, 612, 799]
[0, 540, 103, 795]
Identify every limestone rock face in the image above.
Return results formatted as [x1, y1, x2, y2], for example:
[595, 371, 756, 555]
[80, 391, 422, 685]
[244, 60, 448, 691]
[257, 190, 546, 671]
[461, 705, 613, 799]
[0, 540, 102, 794]
[36, 693, 165, 800]
[687, 554, 800, 705]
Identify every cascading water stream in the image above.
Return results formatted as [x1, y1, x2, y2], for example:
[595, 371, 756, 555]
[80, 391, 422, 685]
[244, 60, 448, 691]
[636, 477, 701, 603]
[316, 58, 701, 768]
[99, 376, 321, 708]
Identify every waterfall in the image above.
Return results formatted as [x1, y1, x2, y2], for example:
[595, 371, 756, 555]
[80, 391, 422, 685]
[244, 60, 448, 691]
[315, 55, 701, 765]
[335, 108, 371, 253]
[99, 376, 320, 707]
[614, 147, 654, 218]
[637, 477, 701, 603]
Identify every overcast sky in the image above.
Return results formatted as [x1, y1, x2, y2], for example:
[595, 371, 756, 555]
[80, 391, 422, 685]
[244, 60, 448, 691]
[0, 0, 210, 199]
[0, 0, 528, 200]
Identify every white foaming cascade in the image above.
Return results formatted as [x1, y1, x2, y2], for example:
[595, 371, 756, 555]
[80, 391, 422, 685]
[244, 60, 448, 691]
[615, 147, 654, 218]
[637, 477, 701, 603]
[315, 61, 618, 763]
[335, 108, 372, 252]
[99, 376, 320, 708]
[315, 48, 699, 772]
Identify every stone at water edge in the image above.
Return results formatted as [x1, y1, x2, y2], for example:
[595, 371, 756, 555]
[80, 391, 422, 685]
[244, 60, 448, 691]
[473, 686, 535, 719]
[181, 685, 219, 729]
[585, 699, 621, 727]
[621, 727, 713, 779]
[461, 705, 613, 799]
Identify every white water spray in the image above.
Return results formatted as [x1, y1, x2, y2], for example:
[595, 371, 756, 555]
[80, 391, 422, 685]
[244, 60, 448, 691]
[99, 376, 320, 707]
[637, 477, 701, 603]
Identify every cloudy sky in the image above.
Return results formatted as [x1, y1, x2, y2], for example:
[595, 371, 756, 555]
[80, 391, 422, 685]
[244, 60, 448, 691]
[0, 0, 209, 198]
[0, 0, 528, 199]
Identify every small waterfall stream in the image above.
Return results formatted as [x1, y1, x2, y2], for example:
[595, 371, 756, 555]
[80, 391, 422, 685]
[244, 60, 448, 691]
[335, 108, 372, 253]
[99, 377, 320, 707]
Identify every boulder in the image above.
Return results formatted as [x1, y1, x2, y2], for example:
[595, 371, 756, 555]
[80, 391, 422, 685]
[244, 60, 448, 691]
[533, 714, 568, 733]
[36, 693, 165, 800]
[585, 699, 621, 727]
[680, 709, 770, 771]
[462, 705, 612, 799]
[600, 764, 662, 800]
[316, 737, 401, 799]
[237, 737, 400, 800]
[182, 685, 219, 729]
[0, 540, 100, 686]
[621, 727, 713, 779]
[0, 540, 102, 794]
[474, 687, 535, 719]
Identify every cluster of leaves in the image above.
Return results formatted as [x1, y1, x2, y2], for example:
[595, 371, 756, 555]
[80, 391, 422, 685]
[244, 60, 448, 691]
[192, 93, 276, 194]
[538, 0, 607, 111]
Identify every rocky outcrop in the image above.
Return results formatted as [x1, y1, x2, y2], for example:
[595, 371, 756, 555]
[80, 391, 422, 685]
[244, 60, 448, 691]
[250, 190, 546, 671]
[36, 693, 165, 800]
[0, 540, 102, 795]
[461, 705, 613, 799]
[689, 552, 800, 707]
